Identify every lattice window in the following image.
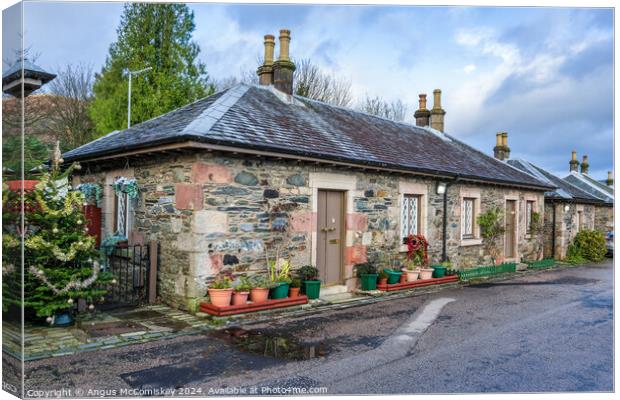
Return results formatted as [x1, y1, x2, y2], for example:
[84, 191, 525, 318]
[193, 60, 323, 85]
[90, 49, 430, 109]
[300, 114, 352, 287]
[461, 198, 475, 239]
[526, 201, 534, 233]
[401, 194, 421, 238]
[115, 192, 132, 236]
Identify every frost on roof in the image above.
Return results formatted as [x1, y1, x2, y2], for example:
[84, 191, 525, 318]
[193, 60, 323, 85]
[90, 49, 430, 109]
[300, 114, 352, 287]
[183, 84, 250, 134]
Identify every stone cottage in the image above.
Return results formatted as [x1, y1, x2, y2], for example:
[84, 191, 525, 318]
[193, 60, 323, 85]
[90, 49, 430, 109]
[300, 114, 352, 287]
[64, 30, 552, 310]
[562, 153, 614, 235]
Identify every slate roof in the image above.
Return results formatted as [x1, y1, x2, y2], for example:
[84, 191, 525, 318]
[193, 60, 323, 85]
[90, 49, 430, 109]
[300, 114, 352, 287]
[507, 159, 604, 204]
[2, 58, 56, 86]
[563, 172, 614, 204]
[64, 84, 552, 190]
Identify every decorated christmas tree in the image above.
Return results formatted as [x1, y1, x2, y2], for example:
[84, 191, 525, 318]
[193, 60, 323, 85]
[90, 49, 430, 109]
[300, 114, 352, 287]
[2, 142, 113, 322]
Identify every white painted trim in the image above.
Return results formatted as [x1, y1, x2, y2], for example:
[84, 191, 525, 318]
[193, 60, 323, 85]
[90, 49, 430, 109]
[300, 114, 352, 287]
[398, 180, 429, 242]
[459, 187, 481, 245]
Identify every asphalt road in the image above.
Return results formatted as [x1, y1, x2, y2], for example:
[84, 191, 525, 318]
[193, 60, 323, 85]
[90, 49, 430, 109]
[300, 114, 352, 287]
[18, 260, 613, 396]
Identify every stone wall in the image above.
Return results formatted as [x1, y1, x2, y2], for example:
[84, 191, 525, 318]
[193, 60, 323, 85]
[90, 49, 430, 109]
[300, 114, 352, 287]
[77, 151, 545, 310]
[594, 205, 613, 234]
[543, 202, 598, 259]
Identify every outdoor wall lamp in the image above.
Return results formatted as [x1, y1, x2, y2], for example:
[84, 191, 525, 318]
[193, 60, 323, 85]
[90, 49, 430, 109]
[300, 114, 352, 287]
[564, 204, 570, 212]
[436, 182, 447, 195]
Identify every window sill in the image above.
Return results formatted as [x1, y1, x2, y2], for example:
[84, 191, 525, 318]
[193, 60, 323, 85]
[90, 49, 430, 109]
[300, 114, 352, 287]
[460, 238, 482, 247]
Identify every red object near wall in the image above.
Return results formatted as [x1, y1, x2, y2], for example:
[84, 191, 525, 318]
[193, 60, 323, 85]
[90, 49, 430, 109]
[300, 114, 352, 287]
[5, 180, 39, 192]
[83, 205, 102, 247]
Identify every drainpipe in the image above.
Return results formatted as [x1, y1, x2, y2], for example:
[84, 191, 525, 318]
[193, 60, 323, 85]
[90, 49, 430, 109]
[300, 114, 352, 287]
[551, 202, 557, 259]
[440, 177, 459, 262]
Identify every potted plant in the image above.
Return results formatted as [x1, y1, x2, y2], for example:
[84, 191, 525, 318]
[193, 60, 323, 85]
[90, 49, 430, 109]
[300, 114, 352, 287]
[289, 278, 302, 297]
[432, 260, 450, 278]
[355, 262, 378, 291]
[269, 259, 292, 299]
[249, 274, 273, 303]
[378, 269, 389, 285]
[297, 265, 321, 299]
[232, 276, 252, 305]
[208, 274, 233, 307]
[405, 234, 433, 280]
[402, 258, 420, 282]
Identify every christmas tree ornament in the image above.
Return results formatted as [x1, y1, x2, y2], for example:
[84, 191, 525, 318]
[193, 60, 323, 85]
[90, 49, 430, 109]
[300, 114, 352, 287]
[46, 316, 53, 324]
[52, 227, 59, 234]
[77, 220, 83, 225]
[88, 304, 95, 310]
[111, 279, 117, 284]
[67, 298, 74, 304]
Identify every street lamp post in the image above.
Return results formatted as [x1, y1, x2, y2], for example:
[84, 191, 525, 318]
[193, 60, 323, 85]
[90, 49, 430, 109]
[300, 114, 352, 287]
[127, 66, 152, 128]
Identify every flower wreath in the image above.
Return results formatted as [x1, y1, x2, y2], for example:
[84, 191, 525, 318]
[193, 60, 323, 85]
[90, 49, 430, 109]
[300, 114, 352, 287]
[112, 177, 139, 199]
[406, 234, 429, 266]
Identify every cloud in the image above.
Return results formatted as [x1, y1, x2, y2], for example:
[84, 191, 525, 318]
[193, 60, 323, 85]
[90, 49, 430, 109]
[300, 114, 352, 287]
[463, 64, 476, 74]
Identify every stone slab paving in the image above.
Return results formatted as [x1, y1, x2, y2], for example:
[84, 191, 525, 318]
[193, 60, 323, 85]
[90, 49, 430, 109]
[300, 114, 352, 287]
[3, 262, 578, 362]
[2, 305, 212, 361]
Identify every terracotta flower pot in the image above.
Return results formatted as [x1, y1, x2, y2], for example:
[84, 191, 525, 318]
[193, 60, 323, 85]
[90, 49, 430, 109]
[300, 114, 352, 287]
[208, 288, 233, 307]
[399, 273, 407, 283]
[419, 268, 434, 280]
[232, 291, 249, 306]
[250, 287, 269, 303]
[289, 287, 301, 298]
[402, 268, 420, 282]
[378, 278, 388, 285]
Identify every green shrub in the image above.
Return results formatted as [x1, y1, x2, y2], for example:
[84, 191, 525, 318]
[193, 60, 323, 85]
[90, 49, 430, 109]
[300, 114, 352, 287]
[566, 230, 606, 263]
[355, 263, 377, 277]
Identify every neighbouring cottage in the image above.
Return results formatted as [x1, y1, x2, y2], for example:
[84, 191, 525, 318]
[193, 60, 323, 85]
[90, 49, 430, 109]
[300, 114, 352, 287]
[503, 150, 607, 259]
[562, 154, 614, 235]
[64, 30, 552, 310]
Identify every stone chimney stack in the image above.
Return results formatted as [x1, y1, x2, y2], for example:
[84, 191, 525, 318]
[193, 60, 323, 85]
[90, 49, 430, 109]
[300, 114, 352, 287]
[257, 34, 275, 85]
[493, 132, 511, 161]
[272, 29, 296, 95]
[569, 151, 580, 172]
[606, 171, 614, 187]
[414, 94, 430, 127]
[580, 155, 589, 174]
[430, 89, 446, 132]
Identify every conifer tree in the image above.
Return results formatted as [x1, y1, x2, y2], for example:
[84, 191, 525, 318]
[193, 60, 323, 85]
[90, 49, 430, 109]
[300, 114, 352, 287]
[2, 143, 113, 319]
[90, 3, 214, 135]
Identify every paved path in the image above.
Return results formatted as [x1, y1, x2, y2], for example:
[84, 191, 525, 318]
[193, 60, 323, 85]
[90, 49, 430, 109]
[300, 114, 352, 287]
[12, 261, 613, 396]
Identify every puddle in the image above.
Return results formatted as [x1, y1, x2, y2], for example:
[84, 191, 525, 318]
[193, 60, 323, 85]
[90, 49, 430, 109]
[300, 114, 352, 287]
[210, 327, 330, 361]
[80, 321, 144, 337]
[469, 276, 599, 289]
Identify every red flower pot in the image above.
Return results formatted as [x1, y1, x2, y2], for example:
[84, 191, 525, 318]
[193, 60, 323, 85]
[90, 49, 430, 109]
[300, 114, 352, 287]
[232, 291, 249, 306]
[250, 288, 269, 303]
[208, 288, 233, 307]
[289, 287, 301, 298]
[378, 278, 388, 285]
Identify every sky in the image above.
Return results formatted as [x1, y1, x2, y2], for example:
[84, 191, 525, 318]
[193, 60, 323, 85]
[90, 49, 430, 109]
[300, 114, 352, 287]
[2, 2, 614, 180]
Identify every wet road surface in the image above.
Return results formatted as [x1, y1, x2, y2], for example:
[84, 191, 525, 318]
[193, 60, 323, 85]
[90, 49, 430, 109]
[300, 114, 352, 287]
[18, 260, 613, 395]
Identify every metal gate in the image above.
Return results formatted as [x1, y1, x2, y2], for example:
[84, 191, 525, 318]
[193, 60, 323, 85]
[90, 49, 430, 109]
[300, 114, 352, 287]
[98, 242, 159, 309]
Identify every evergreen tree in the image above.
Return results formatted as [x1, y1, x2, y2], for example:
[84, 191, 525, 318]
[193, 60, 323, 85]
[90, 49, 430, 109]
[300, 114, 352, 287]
[2, 144, 113, 319]
[90, 3, 214, 135]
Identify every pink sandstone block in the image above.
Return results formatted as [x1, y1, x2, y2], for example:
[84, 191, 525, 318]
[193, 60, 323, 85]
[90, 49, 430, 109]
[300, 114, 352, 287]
[344, 244, 367, 265]
[175, 184, 204, 210]
[191, 162, 232, 184]
[289, 211, 317, 232]
[209, 254, 223, 275]
[346, 213, 368, 231]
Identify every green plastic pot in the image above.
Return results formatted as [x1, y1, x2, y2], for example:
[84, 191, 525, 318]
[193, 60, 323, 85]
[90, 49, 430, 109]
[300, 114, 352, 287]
[269, 282, 290, 299]
[302, 280, 321, 299]
[432, 265, 447, 278]
[386, 270, 402, 284]
[360, 273, 378, 291]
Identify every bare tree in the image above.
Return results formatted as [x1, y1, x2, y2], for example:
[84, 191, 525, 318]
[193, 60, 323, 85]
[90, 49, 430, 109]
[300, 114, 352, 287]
[213, 68, 257, 91]
[358, 95, 408, 122]
[293, 58, 352, 107]
[47, 63, 97, 150]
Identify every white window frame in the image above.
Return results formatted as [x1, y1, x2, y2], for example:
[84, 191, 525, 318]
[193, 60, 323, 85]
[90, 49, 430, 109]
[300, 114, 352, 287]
[401, 194, 422, 238]
[461, 198, 476, 239]
[398, 181, 428, 252]
[460, 188, 482, 246]
[115, 191, 133, 237]
[525, 200, 534, 234]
